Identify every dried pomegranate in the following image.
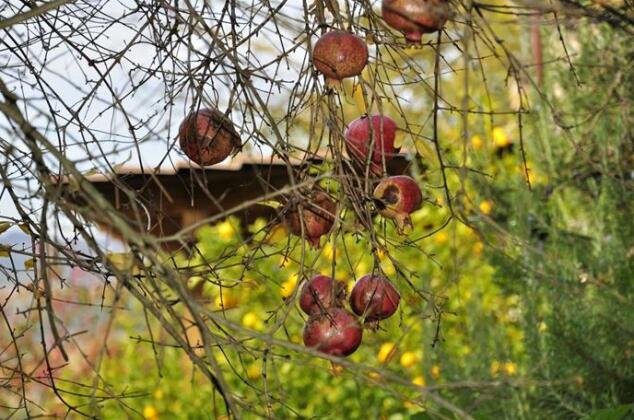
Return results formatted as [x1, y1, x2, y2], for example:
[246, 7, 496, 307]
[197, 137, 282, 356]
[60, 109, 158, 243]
[382, 0, 449, 43]
[285, 191, 337, 248]
[350, 274, 400, 322]
[373, 175, 422, 232]
[344, 114, 398, 175]
[312, 31, 369, 88]
[299, 275, 346, 315]
[303, 308, 363, 356]
[178, 107, 241, 166]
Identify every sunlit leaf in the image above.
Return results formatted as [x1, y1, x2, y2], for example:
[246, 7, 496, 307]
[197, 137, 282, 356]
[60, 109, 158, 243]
[0, 222, 13, 235]
[0, 244, 12, 257]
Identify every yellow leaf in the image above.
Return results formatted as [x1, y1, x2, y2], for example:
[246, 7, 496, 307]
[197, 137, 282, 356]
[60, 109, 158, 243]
[352, 83, 367, 114]
[18, 223, 30, 234]
[0, 244, 12, 257]
[0, 222, 13, 235]
[256, 200, 282, 209]
[24, 258, 36, 269]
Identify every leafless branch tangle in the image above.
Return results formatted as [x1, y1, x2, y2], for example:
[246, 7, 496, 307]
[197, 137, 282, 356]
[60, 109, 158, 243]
[0, 0, 631, 417]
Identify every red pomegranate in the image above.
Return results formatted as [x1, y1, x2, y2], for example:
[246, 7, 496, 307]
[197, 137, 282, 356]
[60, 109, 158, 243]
[178, 107, 241, 166]
[303, 308, 363, 356]
[350, 274, 400, 322]
[382, 0, 449, 43]
[373, 176, 422, 232]
[299, 275, 346, 315]
[344, 114, 398, 175]
[285, 191, 337, 248]
[312, 31, 369, 88]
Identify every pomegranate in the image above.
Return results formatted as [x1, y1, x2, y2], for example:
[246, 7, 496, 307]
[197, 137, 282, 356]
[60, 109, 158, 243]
[373, 175, 422, 232]
[312, 31, 369, 89]
[178, 107, 241, 166]
[284, 191, 337, 248]
[382, 0, 449, 43]
[303, 308, 363, 356]
[350, 274, 400, 322]
[344, 114, 398, 175]
[299, 275, 346, 315]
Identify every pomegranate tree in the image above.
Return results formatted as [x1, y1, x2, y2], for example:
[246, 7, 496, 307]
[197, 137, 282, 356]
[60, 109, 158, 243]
[382, 0, 449, 43]
[303, 308, 363, 356]
[373, 175, 422, 232]
[178, 107, 241, 166]
[312, 31, 369, 89]
[299, 275, 346, 315]
[350, 274, 400, 322]
[344, 114, 398, 175]
[284, 191, 337, 248]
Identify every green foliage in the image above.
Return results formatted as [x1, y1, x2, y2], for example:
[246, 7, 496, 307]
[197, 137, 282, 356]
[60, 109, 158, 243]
[476, 22, 634, 419]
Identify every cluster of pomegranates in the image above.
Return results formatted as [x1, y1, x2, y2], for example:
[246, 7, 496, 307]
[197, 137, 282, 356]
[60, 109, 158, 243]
[300, 274, 400, 356]
[174, 0, 444, 357]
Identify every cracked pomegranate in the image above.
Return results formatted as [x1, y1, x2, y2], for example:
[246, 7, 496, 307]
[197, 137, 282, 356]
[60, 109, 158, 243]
[374, 175, 422, 232]
[285, 191, 337, 248]
[178, 108, 241, 166]
[299, 275, 346, 316]
[382, 0, 449, 43]
[350, 274, 400, 322]
[312, 31, 369, 89]
[303, 308, 363, 356]
[344, 114, 398, 175]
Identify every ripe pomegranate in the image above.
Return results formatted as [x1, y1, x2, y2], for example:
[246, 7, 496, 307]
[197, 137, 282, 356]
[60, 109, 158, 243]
[350, 274, 400, 322]
[373, 175, 422, 232]
[312, 31, 369, 89]
[285, 191, 337, 248]
[344, 114, 398, 175]
[299, 275, 346, 315]
[303, 308, 363, 356]
[382, 0, 449, 43]
[178, 107, 241, 166]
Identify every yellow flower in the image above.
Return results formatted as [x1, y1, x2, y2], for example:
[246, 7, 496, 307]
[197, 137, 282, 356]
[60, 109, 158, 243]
[377, 342, 397, 364]
[153, 389, 163, 400]
[490, 360, 501, 376]
[242, 312, 261, 330]
[400, 352, 418, 369]
[143, 405, 159, 420]
[403, 400, 417, 409]
[504, 361, 518, 376]
[493, 127, 511, 147]
[433, 231, 449, 245]
[331, 363, 345, 376]
[368, 371, 382, 380]
[280, 274, 298, 298]
[412, 375, 426, 387]
[430, 365, 441, 380]
[471, 134, 483, 150]
[479, 200, 494, 215]
[382, 261, 396, 276]
[355, 261, 368, 277]
[215, 292, 239, 310]
[217, 220, 235, 240]
[323, 243, 337, 260]
[266, 224, 288, 244]
[246, 364, 260, 380]
[472, 241, 484, 255]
